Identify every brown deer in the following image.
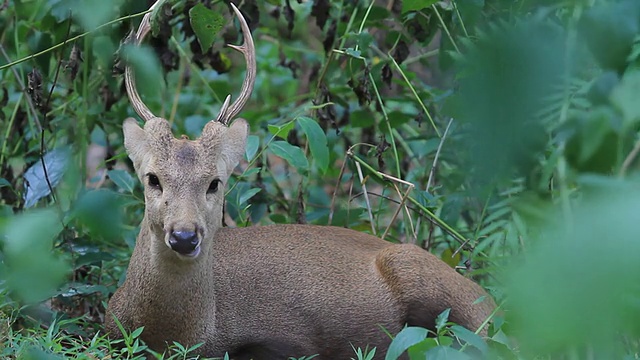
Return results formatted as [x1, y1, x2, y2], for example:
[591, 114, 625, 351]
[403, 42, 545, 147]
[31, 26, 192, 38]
[105, 2, 495, 359]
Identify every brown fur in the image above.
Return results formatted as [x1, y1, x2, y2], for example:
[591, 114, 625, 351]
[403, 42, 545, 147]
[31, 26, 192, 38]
[105, 117, 495, 359]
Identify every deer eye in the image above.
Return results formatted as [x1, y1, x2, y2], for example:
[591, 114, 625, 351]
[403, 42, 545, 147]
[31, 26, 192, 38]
[147, 173, 162, 191]
[207, 179, 220, 194]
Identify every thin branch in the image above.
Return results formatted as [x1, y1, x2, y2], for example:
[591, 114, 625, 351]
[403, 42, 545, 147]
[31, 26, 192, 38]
[354, 159, 376, 235]
[39, 14, 73, 205]
[620, 136, 640, 177]
[0, 9, 152, 71]
[427, 117, 453, 190]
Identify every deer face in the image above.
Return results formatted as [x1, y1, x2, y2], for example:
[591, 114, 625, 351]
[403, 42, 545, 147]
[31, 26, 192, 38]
[122, 3, 255, 259]
[124, 118, 247, 258]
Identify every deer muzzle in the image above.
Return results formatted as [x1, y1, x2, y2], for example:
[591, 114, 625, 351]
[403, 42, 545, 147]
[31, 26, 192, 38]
[168, 230, 201, 257]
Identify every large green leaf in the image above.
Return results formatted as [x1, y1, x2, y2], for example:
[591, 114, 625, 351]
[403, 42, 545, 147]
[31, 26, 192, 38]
[189, 3, 225, 53]
[451, 325, 488, 355]
[108, 169, 136, 193]
[297, 116, 329, 174]
[268, 141, 309, 174]
[385, 327, 428, 360]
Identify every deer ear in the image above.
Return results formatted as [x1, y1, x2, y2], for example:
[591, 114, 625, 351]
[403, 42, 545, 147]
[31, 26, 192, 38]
[201, 119, 248, 178]
[223, 118, 249, 174]
[123, 117, 148, 173]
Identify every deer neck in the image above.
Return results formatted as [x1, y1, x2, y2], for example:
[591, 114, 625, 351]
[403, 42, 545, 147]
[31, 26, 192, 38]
[126, 217, 218, 343]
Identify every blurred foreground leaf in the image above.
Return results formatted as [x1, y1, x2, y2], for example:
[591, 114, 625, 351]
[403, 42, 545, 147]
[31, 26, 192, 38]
[71, 189, 125, 242]
[447, 19, 565, 191]
[1, 209, 69, 304]
[123, 45, 163, 102]
[506, 177, 640, 357]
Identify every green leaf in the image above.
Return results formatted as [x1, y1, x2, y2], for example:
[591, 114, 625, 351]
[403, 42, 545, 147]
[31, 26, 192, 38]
[123, 45, 163, 100]
[297, 117, 329, 174]
[268, 121, 295, 139]
[52, 0, 115, 30]
[406, 338, 438, 359]
[189, 3, 225, 53]
[3, 209, 69, 303]
[344, 48, 361, 58]
[238, 187, 261, 205]
[57, 282, 110, 297]
[611, 70, 640, 128]
[245, 135, 260, 160]
[108, 169, 136, 193]
[131, 326, 145, 338]
[0, 178, 10, 187]
[268, 141, 309, 174]
[385, 327, 428, 360]
[344, 31, 374, 52]
[451, 325, 488, 354]
[72, 189, 125, 241]
[579, 0, 640, 72]
[425, 346, 472, 360]
[402, 0, 437, 14]
[577, 110, 612, 163]
[435, 308, 451, 333]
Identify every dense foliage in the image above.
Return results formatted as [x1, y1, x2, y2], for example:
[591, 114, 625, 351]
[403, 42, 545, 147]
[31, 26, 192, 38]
[1, 0, 640, 358]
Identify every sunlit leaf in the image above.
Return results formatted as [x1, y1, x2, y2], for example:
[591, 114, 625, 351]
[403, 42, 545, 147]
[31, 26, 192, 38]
[268, 121, 295, 139]
[23, 146, 71, 208]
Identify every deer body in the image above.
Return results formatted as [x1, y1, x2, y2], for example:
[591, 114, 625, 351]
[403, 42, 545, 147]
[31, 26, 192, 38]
[107, 223, 493, 359]
[105, 3, 494, 358]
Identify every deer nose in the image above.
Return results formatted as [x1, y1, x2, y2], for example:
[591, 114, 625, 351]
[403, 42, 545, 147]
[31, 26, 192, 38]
[169, 230, 199, 255]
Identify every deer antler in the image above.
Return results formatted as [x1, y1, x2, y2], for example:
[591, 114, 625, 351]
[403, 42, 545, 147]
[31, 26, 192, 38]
[214, 4, 256, 125]
[125, 2, 256, 125]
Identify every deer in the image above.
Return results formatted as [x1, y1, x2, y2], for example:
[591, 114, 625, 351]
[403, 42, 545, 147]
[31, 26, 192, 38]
[104, 2, 496, 359]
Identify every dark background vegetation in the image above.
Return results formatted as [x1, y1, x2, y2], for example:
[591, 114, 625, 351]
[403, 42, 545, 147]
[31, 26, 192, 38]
[1, 0, 640, 358]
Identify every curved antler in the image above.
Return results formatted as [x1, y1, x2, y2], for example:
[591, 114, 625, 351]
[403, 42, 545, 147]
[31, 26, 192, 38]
[124, 1, 158, 122]
[125, 2, 256, 125]
[214, 3, 256, 126]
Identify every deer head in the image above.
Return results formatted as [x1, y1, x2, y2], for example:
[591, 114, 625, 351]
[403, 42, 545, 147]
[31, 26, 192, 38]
[122, 2, 255, 259]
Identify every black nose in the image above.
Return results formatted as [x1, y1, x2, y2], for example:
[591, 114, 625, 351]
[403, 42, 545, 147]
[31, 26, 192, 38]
[169, 230, 199, 254]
